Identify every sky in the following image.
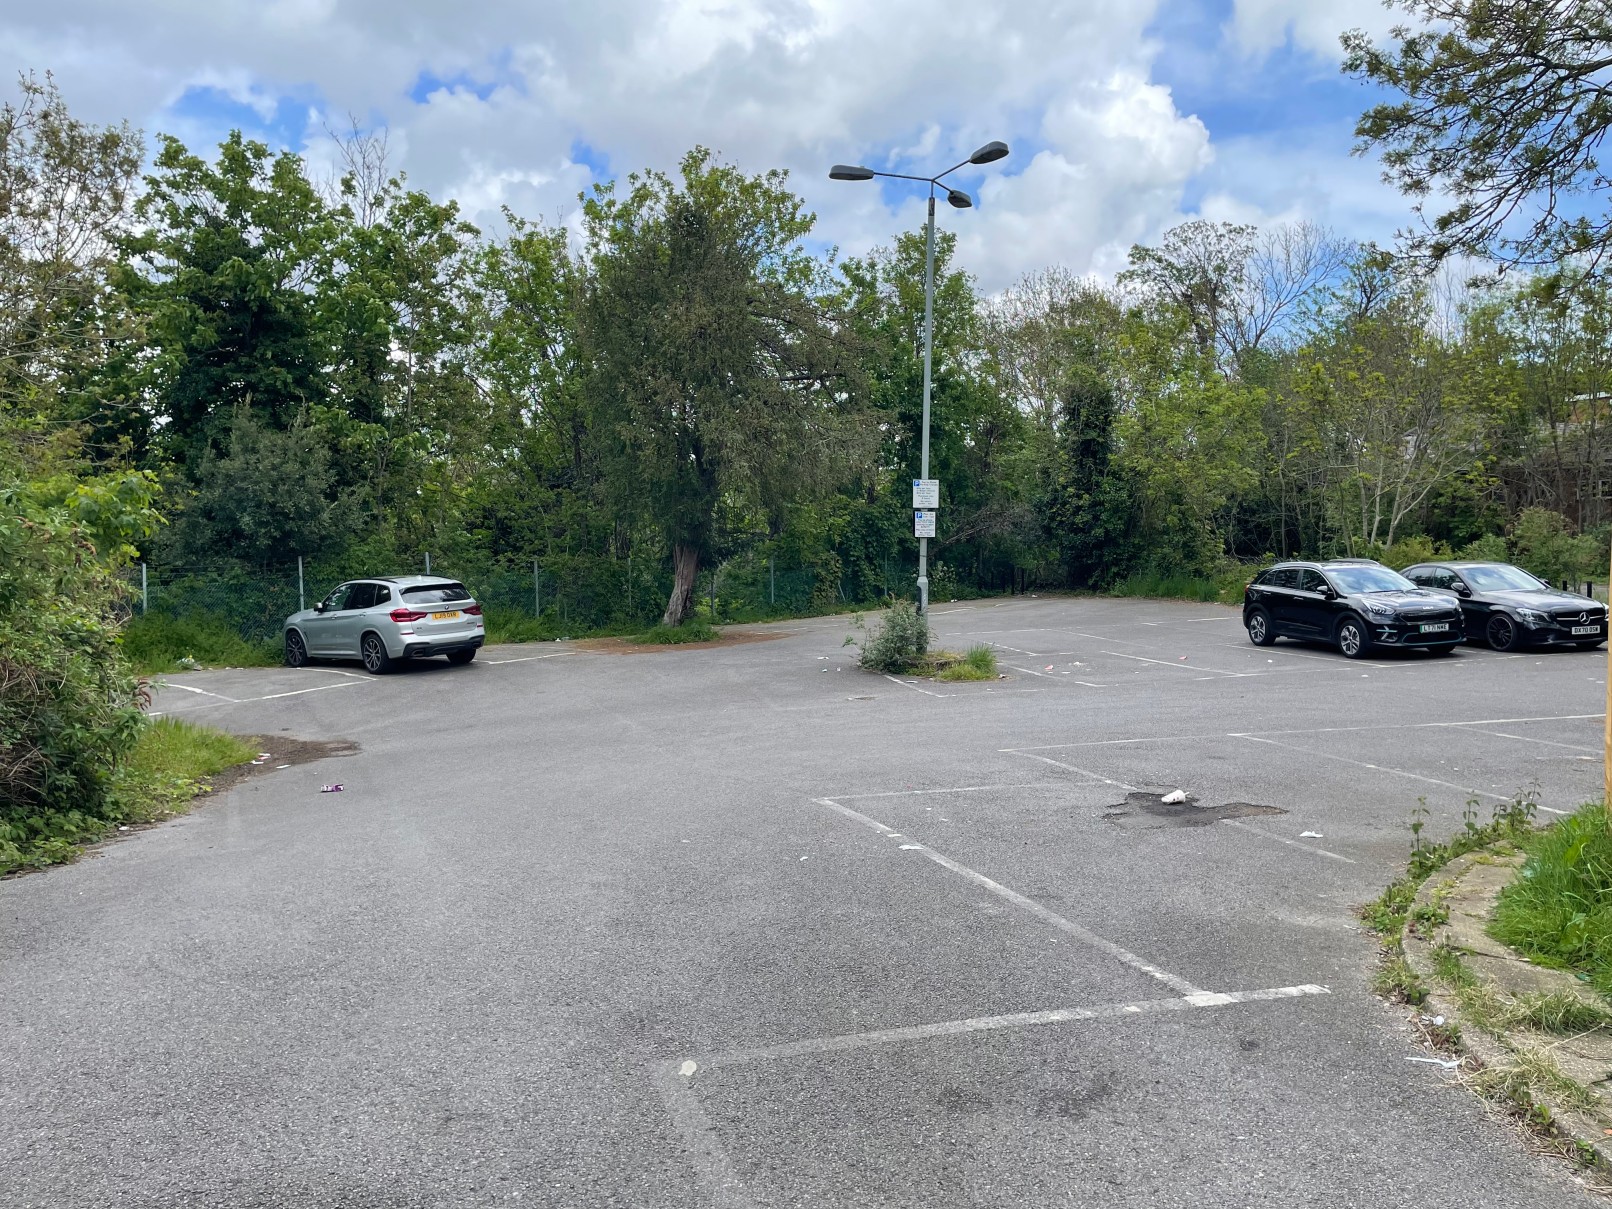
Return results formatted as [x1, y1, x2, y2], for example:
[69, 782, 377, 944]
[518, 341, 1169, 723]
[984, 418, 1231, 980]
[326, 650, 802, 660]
[3, 0, 1416, 292]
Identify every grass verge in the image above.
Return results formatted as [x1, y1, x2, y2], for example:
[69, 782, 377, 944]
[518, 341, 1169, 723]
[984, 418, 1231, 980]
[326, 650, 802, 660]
[631, 621, 721, 645]
[0, 717, 257, 875]
[1108, 565, 1253, 605]
[932, 645, 999, 681]
[1490, 803, 1612, 997]
[122, 613, 280, 674]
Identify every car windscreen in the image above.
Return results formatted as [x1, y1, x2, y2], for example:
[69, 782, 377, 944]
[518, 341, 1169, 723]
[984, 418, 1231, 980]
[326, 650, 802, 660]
[1461, 564, 1548, 592]
[400, 582, 472, 604]
[1327, 566, 1415, 594]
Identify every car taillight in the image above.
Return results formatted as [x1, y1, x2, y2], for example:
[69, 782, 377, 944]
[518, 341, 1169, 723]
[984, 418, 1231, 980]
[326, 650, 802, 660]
[390, 608, 428, 623]
[464, 604, 483, 616]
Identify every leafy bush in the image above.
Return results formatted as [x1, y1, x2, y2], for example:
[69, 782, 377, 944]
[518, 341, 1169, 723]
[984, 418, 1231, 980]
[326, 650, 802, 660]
[1460, 532, 1511, 562]
[855, 599, 930, 673]
[1509, 507, 1603, 587]
[121, 612, 280, 673]
[1490, 803, 1612, 996]
[1110, 563, 1253, 603]
[0, 460, 161, 870]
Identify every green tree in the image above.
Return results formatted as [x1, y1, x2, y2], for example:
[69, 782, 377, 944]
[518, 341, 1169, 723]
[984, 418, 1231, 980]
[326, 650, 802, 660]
[578, 148, 867, 625]
[1346, 1, 1612, 274]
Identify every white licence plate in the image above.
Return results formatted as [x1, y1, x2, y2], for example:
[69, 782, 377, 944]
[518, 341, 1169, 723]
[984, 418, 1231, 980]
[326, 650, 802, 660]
[1574, 625, 1600, 635]
[431, 610, 461, 621]
[1420, 623, 1449, 633]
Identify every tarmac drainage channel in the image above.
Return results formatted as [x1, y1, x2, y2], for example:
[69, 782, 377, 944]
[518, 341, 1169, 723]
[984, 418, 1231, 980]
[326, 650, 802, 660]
[1102, 792, 1286, 828]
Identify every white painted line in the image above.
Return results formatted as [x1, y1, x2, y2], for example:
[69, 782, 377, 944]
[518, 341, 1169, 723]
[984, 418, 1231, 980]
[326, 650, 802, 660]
[1451, 726, 1600, 753]
[652, 1061, 757, 1209]
[1233, 734, 1512, 802]
[1104, 650, 1254, 678]
[160, 683, 239, 702]
[481, 652, 568, 665]
[1218, 819, 1356, 865]
[829, 784, 1042, 801]
[882, 674, 950, 698]
[691, 984, 1331, 1067]
[816, 797, 1201, 994]
[1003, 751, 1142, 793]
[254, 683, 361, 702]
[302, 667, 372, 680]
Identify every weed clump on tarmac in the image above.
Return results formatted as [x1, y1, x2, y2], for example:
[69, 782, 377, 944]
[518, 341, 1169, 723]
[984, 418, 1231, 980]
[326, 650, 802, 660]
[934, 644, 998, 681]
[1491, 803, 1612, 997]
[850, 600, 929, 673]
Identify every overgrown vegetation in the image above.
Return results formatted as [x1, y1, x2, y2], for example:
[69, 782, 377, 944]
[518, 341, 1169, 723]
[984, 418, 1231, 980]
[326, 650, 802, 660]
[1, 716, 256, 875]
[850, 600, 930, 673]
[121, 613, 280, 674]
[935, 644, 998, 681]
[631, 621, 721, 645]
[1492, 803, 1612, 997]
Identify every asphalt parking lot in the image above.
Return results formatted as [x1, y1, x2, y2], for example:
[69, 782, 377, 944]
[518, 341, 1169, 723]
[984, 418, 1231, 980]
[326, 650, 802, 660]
[3, 595, 1607, 1207]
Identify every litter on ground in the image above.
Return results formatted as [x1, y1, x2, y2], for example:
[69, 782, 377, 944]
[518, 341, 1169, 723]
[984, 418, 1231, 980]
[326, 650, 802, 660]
[1300, 831, 1324, 839]
[1161, 790, 1187, 804]
[320, 784, 344, 794]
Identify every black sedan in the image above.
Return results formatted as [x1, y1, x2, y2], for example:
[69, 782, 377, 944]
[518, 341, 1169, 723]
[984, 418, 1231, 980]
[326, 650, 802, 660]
[1244, 561, 1466, 659]
[1400, 561, 1607, 651]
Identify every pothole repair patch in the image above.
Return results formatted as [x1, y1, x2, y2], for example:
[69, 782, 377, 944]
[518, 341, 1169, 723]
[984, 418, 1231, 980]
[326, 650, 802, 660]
[1103, 791, 1286, 829]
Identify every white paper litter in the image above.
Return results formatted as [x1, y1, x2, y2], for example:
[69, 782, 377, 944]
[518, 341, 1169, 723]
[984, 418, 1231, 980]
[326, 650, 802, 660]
[1161, 790, 1187, 805]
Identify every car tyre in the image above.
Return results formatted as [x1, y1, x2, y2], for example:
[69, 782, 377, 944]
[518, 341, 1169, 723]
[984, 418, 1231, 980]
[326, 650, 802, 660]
[1246, 608, 1275, 646]
[285, 630, 310, 668]
[361, 632, 393, 675]
[1486, 614, 1522, 652]
[1336, 616, 1370, 660]
[446, 649, 476, 666]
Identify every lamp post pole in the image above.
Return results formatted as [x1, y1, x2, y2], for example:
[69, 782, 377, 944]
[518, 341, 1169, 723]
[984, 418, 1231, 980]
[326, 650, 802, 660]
[830, 140, 1009, 614]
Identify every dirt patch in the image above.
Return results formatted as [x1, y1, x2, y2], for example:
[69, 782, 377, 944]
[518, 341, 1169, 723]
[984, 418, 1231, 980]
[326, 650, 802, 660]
[575, 630, 792, 655]
[207, 735, 359, 794]
[1102, 791, 1286, 829]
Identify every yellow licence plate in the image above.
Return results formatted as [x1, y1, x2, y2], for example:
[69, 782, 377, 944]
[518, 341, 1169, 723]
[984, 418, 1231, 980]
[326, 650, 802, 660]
[431, 610, 461, 620]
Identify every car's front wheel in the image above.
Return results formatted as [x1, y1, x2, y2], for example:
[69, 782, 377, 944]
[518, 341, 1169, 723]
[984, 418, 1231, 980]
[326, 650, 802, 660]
[361, 632, 393, 675]
[1336, 616, 1370, 660]
[285, 630, 310, 668]
[1246, 608, 1275, 646]
[1486, 614, 1522, 652]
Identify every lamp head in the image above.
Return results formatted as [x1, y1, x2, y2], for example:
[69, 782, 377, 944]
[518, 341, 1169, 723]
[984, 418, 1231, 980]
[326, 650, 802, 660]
[968, 140, 1010, 165]
[829, 164, 875, 181]
[946, 189, 973, 209]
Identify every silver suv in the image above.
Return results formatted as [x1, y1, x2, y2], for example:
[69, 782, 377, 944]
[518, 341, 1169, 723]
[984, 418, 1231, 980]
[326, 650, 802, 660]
[283, 576, 485, 673]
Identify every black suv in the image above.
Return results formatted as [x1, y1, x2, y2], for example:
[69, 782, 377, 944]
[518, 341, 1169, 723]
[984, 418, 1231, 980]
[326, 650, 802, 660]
[1244, 560, 1466, 659]
[1400, 561, 1608, 651]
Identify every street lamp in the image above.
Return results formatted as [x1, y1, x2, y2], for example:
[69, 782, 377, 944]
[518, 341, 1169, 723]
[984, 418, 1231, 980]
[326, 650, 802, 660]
[830, 139, 1010, 612]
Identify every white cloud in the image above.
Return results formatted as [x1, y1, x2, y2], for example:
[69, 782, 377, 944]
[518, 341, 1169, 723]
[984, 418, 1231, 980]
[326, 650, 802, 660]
[0, 0, 1411, 291]
[1228, 0, 1401, 60]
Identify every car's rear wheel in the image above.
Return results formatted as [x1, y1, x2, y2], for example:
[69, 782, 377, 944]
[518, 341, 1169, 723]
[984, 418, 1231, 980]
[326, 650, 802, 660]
[1246, 608, 1275, 646]
[285, 630, 310, 668]
[446, 649, 476, 666]
[1336, 616, 1370, 660]
[361, 632, 393, 675]
[1486, 614, 1522, 652]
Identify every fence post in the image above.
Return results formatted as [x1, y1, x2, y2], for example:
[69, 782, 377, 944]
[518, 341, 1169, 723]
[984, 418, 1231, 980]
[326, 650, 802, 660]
[710, 569, 717, 621]
[297, 556, 305, 612]
[770, 555, 775, 606]
[425, 551, 431, 574]
[627, 550, 633, 616]
[140, 562, 148, 615]
[534, 559, 541, 617]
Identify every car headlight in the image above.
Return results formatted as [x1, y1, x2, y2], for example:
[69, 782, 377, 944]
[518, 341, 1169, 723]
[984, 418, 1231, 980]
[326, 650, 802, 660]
[1362, 599, 1396, 617]
[1517, 608, 1550, 627]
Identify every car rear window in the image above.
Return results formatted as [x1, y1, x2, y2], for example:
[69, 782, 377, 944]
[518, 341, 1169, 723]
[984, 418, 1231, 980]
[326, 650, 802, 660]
[401, 582, 472, 604]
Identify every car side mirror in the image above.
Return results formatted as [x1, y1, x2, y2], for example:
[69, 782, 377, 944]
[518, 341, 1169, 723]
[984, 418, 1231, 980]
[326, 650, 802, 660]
[1454, 585, 1471, 597]
[1319, 586, 1336, 599]
[314, 602, 327, 613]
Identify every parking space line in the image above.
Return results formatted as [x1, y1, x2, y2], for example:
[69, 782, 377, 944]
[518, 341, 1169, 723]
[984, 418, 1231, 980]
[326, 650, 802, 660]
[1450, 726, 1600, 753]
[1209, 642, 1392, 669]
[481, 653, 568, 665]
[653, 1063, 757, 1209]
[682, 984, 1331, 1069]
[160, 683, 239, 702]
[1233, 734, 1521, 805]
[816, 797, 1203, 994]
[1104, 651, 1255, 678]
[1002, 751, 1142, 792]
[829, 784, 1041, 801]
[1218, 819, 1356, 864]
[882, 674, 951, 698]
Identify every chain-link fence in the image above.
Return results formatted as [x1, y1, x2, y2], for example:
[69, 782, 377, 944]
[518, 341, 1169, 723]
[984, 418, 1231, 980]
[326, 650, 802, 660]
[125, 545, 923, 642]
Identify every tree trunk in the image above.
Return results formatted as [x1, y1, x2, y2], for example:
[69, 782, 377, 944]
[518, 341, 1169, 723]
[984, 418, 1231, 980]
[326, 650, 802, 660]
[663, 544, 699, 626]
